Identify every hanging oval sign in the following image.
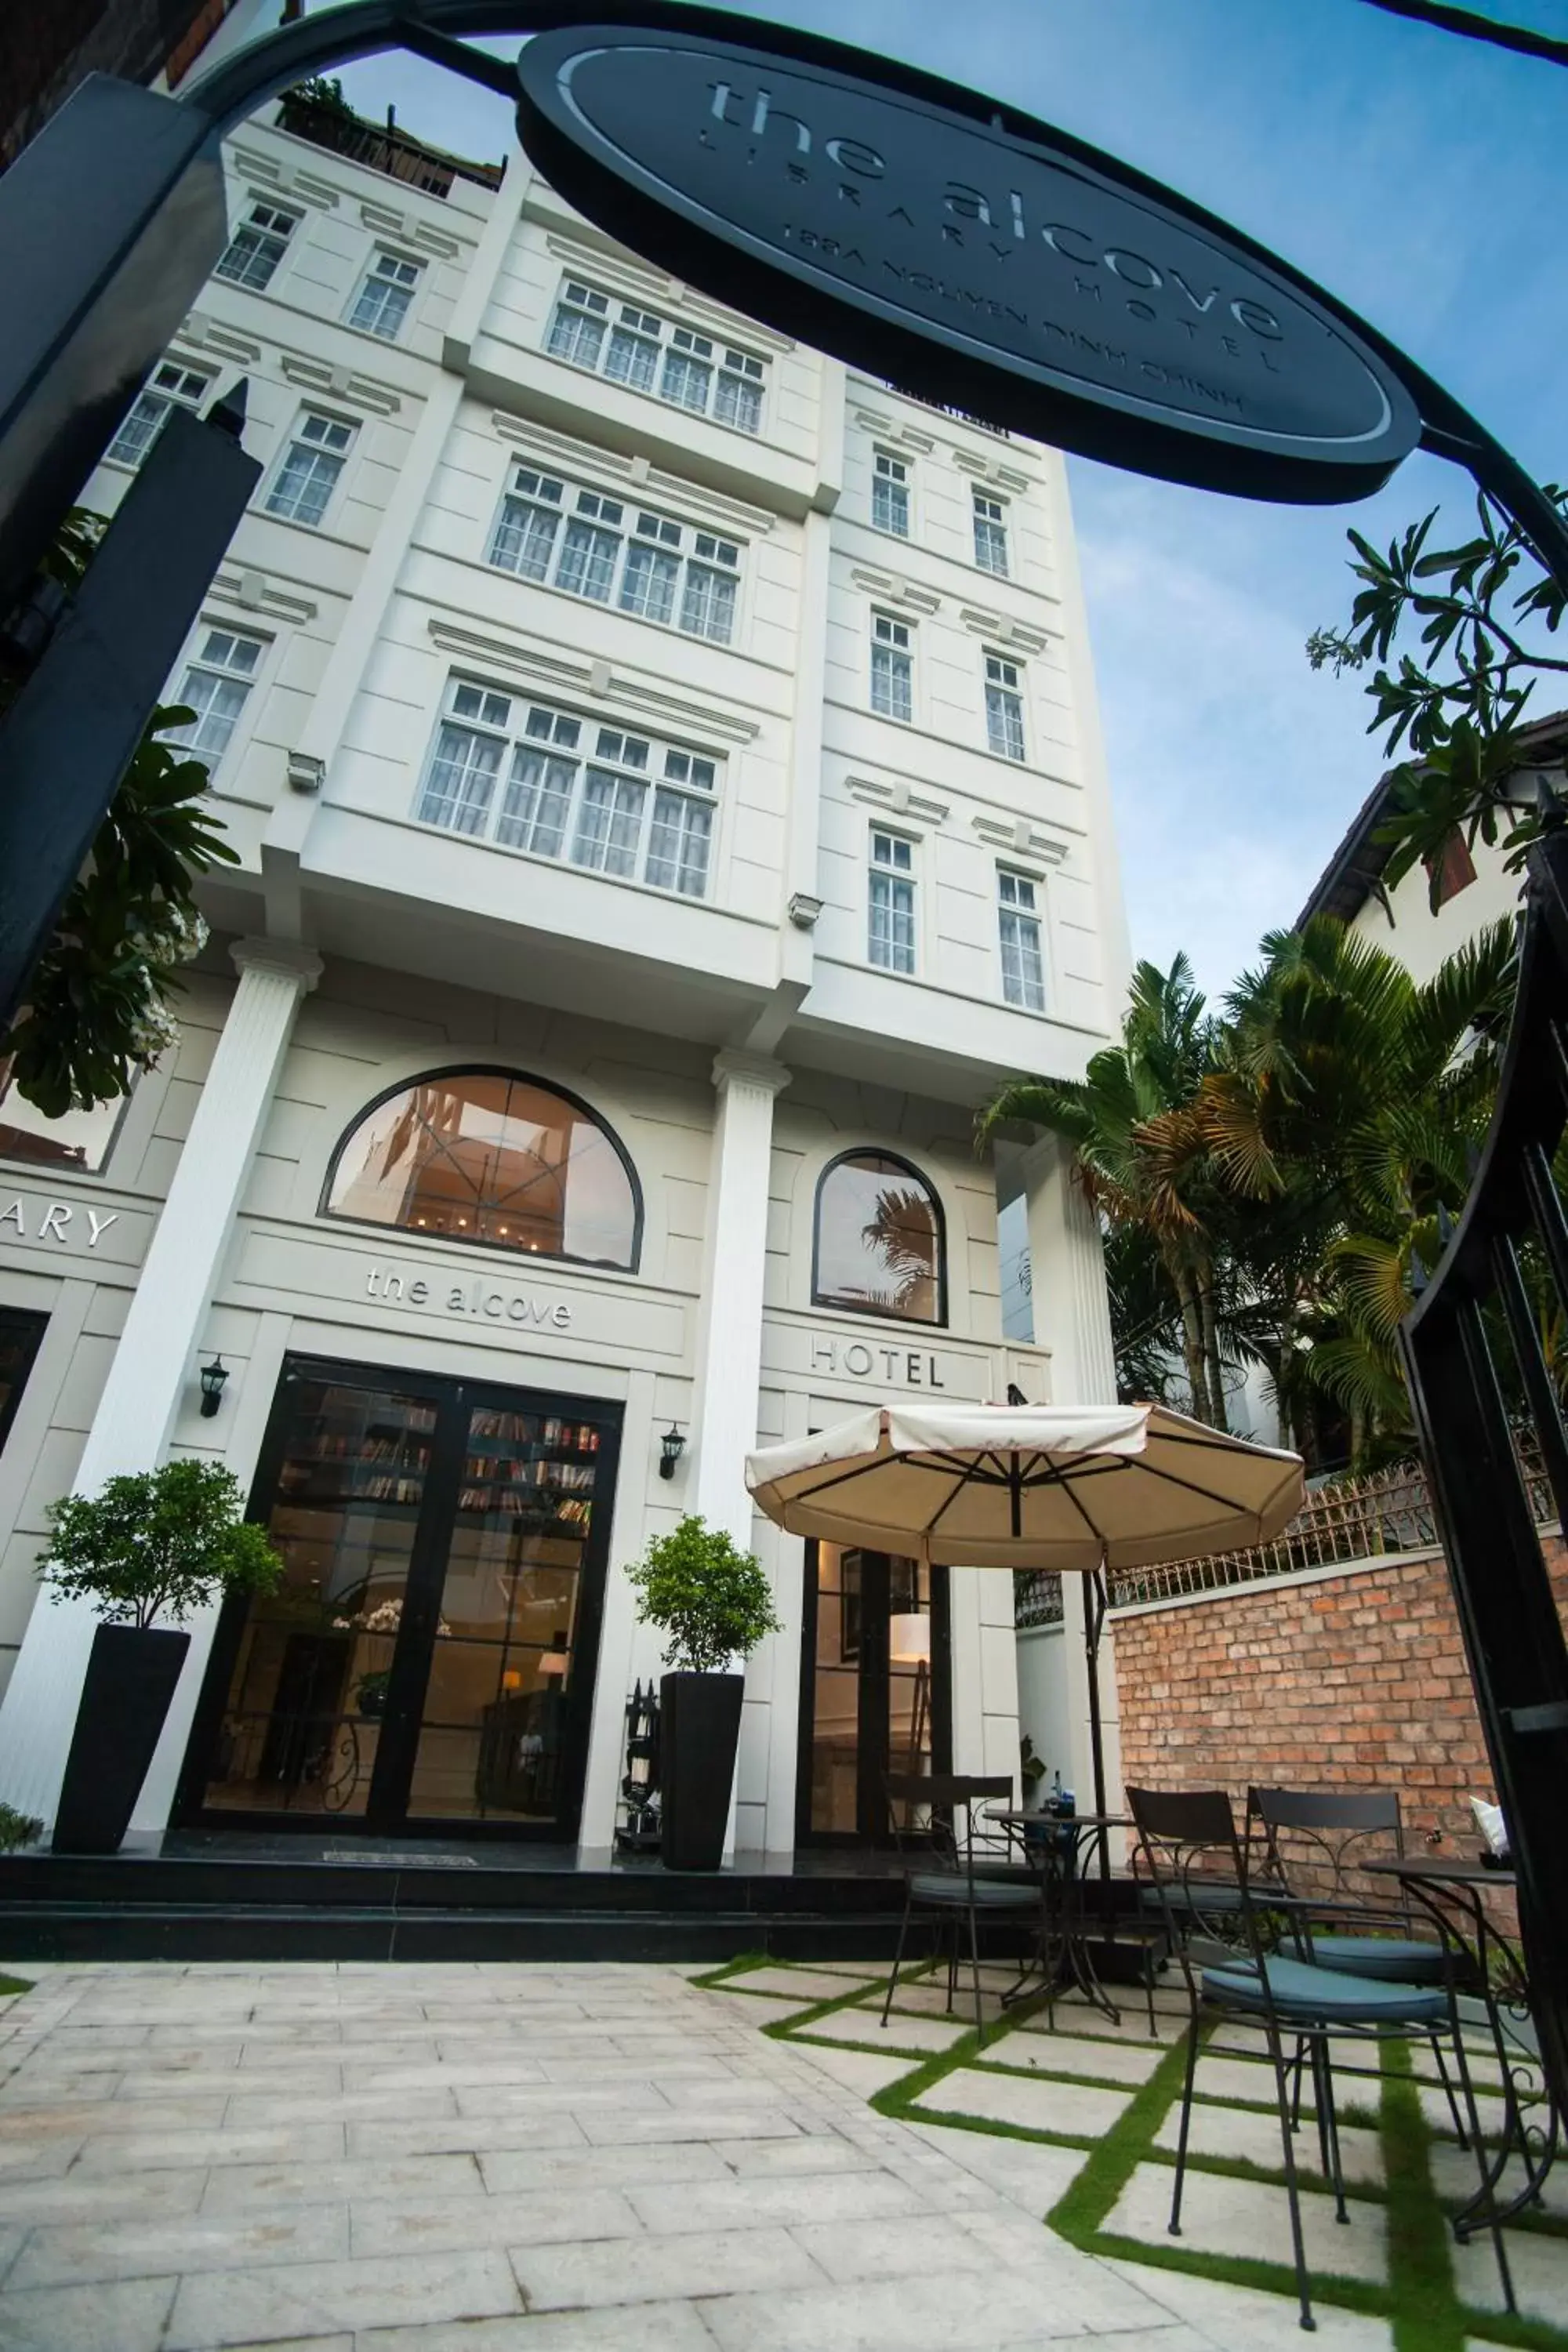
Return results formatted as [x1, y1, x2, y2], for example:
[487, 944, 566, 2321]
[515, 13, 1419, 504]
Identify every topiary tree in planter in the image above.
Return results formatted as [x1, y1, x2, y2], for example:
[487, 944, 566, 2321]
[38, 1459, 283, 1854]
[625, 1515, 782, 1871]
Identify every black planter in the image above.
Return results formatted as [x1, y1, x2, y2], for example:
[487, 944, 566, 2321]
[659, 1671, 743, 1871]
[53, 1624, 191, 1855]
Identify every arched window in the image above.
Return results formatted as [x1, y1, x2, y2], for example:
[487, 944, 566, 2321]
[323, 1068, 641, 1271]
[812, 1150, 946, 1327]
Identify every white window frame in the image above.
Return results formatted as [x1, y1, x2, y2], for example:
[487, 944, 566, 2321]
[544, 276, 768, 435]
[870, 612, 914, 724]
[215, 199, 299, 292]
[105, 360, 212, 469]
[985, 652, 1027, 762]
[867, 827, 917, 976]
[166, 622, 270, 775]
[973, 490, 1010, 577]
[486, 464, 742, 646]
[347, 249, 423, 342]
[262, 408, 358, 530]
[872, 448, 910, 539]
[997, 867, 1047, 1012]
[413, 680, 722, 901]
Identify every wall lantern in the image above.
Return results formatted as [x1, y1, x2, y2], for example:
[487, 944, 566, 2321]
[659, 1424, 686, 1480]
[198, 1357, 229, 1418]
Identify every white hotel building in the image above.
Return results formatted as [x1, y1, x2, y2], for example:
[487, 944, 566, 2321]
[0, 93, 1128, 1857]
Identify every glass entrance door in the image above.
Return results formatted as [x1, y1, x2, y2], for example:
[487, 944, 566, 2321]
[178, 1358, 621, 1838]
[797, 1544, 950, 1845]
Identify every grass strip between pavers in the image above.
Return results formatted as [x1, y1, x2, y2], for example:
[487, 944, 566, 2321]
[701, 1958, 1568, 2345]
[1382, 2043, 1465, 2352]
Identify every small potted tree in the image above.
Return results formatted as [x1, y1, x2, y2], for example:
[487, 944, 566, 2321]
[38, 1459, 283, 1854]
[625, 1514, 782, 1872]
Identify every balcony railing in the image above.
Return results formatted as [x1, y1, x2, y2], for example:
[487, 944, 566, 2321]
[277, 94, 504, 200]
[880, 383, 1012, 439]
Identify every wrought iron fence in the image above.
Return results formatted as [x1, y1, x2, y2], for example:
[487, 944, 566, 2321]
[1099, 1431, 1553, 1612]
[1014, 1569, 1064, 1628]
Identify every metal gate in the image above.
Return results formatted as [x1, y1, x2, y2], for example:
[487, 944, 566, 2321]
[1400, 830, 1568, 2125]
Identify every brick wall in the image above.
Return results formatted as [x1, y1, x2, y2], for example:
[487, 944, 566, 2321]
[1112, 1537, 1568, 1855]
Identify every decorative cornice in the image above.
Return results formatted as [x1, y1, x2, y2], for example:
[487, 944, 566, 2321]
[958, 605, 1051, 655]
[849, 564, 942, 617]
[851, 407, 935, 454]
[279, 354, 401, 416]
[952, 448, 1036, 495]
[425, 618, 761, 747]
[971, 813, 1069, 866]
[356, 197, 464, 260]
[229, 142, 339, 210]
[209, 567, 318, 626]
[488, 411, 774, 535]
[536, 226, 795, 354]
[847, 775, 949, 830]
[175, 313, 263, 368]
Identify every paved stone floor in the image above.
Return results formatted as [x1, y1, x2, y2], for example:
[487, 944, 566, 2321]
[0, 1957, 1558, 2350]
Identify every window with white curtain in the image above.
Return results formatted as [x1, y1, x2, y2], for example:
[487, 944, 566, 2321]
[973, 490, 1009, 575]
[416, 682, 720, 898]
[216, 201, 299, 291]
[348, 251, 423, 340]
[106, 360, 211, 468]
[871, 613, 913, 723]
[997, 869, 1047, 1011]
[868, 829, 916, 975]
[263, 411, 357, 528]
[488, 465, 741, 646]
[545, 278, 767, 434]
[985, 652, 1026, 761]
[872, 449, 910, 538]
[166, 626, 267, 772]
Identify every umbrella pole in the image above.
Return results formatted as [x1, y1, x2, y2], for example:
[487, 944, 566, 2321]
[1083, 1555, 1111, 1902]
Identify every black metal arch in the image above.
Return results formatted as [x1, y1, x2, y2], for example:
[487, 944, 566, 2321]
[1400, 837, 1568, 2129]
[0, 0, 1566, 2052]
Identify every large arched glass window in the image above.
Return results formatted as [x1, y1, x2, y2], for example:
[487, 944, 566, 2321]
[812, 1150, 946, 1327]
[323, 1069, 641, 1270]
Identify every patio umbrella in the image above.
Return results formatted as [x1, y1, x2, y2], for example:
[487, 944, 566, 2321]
[746, 1400, 1304, 1820]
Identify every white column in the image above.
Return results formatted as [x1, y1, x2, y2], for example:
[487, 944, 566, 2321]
[0, 938, 321, 1831]
[689, 1052, 790, 1544]
[1017, 1133, 1125, 1826]
[688, 1051, 789, 1857]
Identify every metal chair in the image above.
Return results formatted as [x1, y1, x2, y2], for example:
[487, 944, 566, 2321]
[1249, 1784, 1471, 2141]
[1128, 1784, 1508, 2332]
[880, 1773, 1040, 2046]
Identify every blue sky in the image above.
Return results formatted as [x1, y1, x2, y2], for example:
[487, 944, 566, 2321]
[298, 0, 1568, 1006]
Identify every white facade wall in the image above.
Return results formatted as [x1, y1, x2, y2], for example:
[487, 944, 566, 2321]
[1347, 840, 1525, 987]
[0, 107, 1127, 1853]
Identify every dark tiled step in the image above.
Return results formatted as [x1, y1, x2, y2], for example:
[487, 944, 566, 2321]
[0, 1855, 911, 1916]
[0, 1903, 922, 1965]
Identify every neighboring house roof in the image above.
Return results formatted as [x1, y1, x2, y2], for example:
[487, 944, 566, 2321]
[1294, 709, 1568, 932]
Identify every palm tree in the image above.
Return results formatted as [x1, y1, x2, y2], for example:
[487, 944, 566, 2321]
[981, 955, 1238, 1428]
[1201, 915, 1518, 1459]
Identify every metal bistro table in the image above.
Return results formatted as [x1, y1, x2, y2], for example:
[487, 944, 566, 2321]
[1364, 1855, 1562, 2233]
[986, 1808, 1131, 2027]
